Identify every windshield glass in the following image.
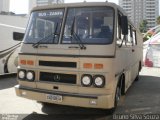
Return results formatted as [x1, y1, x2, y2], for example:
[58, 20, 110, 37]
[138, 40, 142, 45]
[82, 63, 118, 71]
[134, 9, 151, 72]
[62, 7, 114, 44]
[24, 9, 64, 44]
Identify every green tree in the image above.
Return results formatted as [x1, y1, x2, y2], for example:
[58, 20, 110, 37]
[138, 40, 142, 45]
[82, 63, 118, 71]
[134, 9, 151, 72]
[157, 16, 160, 25]
[139, 20, 148, 33]
[143, 33, 152, 42]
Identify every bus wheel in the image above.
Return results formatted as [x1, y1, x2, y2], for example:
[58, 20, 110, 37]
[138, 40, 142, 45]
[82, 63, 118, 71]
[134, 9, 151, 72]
[4, 62, 9, 73]
[115, 85, 121, 107]
[135, 62, 141, 81]
[108, 83, 122, 114]
[135, 74, 139, 81]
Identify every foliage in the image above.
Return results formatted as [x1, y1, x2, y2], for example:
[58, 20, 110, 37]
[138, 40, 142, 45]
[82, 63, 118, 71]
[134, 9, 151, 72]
[139, 20, 148, 33]
[143, 33, 152, 42]
[157, 16, 160, 25]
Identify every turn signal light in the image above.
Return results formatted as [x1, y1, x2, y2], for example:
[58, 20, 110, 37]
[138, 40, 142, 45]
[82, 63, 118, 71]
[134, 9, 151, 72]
[20, 60, 26, 65]
[27, 60, 34, 65]
[20, 60, 34, 66]
[94, 64, 103, 69]
[83, 63, 92, 69]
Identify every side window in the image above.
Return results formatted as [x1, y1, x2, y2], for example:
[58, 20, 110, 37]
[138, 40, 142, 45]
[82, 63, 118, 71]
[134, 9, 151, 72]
[117, 11, 125, 46]
[126, 25, 133, 46]
[117, 12, 124, 39]
[117, 11, 137, 47]
[132, 30, 137, 45]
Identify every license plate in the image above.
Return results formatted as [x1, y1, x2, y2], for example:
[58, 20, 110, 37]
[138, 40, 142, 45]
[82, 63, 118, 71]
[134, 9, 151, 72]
[46, 94, 62, 102]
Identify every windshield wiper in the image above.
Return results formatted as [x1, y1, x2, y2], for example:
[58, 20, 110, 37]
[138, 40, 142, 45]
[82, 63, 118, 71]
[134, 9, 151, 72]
[70, 17, 86, 50]
[32, 23, 59, 48]
[52, 22, 59, 43]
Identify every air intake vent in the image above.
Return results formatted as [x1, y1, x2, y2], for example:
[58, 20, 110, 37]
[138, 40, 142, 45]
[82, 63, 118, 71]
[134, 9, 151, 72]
[40, 72, 77, 84]
[39, 61, 77, 68]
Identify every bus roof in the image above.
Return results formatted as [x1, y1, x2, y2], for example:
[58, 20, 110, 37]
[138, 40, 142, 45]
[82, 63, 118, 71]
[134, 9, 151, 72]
[31, 2, 119, 12]
[30, 2, 139, 31]
[30, 2, 136, 29]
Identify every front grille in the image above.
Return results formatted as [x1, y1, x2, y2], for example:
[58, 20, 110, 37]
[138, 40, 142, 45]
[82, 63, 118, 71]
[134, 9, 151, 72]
[40, 72, 76, 84]
[39, 61, 77, 68]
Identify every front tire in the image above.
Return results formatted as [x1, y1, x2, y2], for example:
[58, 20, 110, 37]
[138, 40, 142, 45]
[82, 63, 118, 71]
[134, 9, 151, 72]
[135, 74, 139, 81]
[108, 84, 121, 114]
[135, 62, 141, 81]
[115, 85, 121, 108]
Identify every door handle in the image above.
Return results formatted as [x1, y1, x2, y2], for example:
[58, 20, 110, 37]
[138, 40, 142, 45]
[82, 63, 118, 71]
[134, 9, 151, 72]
[39, 45, 48, 48]
[68, 46, 80, 49]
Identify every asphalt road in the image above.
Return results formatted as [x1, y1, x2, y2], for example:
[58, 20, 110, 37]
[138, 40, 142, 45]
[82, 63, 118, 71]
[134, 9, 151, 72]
[0, 67, 160, 120]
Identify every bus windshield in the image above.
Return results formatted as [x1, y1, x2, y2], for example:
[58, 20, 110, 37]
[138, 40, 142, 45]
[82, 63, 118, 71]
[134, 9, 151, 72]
[62, 7, 114, 44]
[24, 7, 114, 45]
[24, 9, 64, 44]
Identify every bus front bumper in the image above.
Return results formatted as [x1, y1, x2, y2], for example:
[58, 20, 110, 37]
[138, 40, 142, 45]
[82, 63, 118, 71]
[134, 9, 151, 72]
[15, 85, 114, 109]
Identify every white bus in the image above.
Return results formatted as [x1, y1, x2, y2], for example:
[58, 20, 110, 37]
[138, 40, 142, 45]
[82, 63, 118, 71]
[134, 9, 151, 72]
[14, 2, 143, 112]
[0, 23, 25, 74]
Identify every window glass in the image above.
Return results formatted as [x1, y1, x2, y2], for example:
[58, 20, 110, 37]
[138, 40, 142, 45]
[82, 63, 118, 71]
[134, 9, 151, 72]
[126, 25, 133, 46]
[62, 7, 114, 44]
[133, 30, 137, 45]
[24, 9, 64, 44]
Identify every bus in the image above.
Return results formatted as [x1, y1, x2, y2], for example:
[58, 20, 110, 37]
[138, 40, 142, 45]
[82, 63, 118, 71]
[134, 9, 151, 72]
[0, 43, 20, 74]
[14, 2, 143, 112]
[0, 22, 25, 75]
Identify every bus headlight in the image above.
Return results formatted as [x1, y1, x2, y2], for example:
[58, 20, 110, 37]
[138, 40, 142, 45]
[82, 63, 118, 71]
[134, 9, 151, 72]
[81, 75, 92, 87]
[26, 71, 35, 81]
[93, 75, 105, 88]
[18, 70, 26, 80]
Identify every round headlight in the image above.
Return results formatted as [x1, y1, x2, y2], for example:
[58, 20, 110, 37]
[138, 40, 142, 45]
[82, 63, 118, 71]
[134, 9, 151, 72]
[81, 75, 92, 87]
[26, 71, 35, 81]
[18, 70, 26, 79]
[93, 75, 105, 88]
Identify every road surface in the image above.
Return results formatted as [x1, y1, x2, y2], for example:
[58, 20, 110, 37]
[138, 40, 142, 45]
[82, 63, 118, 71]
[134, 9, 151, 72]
[0, 67, 160, 120]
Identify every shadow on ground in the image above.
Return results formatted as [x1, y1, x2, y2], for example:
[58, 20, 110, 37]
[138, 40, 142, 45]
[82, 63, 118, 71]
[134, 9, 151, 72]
[23, 113, 111, 120]
[23, 104, 113, 120]
[115, 75, 160, 114]
[2, 74, 160, 119]
[0, 76, 17, 90]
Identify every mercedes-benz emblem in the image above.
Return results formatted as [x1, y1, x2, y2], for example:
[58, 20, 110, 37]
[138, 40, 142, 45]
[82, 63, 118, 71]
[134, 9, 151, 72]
[54, 75, 60, 81]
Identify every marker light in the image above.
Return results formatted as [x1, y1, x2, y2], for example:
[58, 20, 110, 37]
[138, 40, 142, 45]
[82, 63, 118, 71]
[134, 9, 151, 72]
[83, 63, 92, 69]
[27, 60, 34, 66]
[81, 75, 92, 87]
[20, 60, 26, 65]
[94, 64, 103, 69]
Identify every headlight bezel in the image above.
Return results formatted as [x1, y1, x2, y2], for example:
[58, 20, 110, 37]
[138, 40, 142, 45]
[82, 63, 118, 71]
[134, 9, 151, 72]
[81, 74, 93, 87]
[18, 69, 26, 80]
[93, 75, 105, 88]
[26, 71, 35, 81]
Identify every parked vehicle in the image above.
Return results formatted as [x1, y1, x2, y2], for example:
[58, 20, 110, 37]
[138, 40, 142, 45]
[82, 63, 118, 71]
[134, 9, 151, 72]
[144, 33, 160, 67]
[14, 2, 143, 112]
[0, 23, 25, 74]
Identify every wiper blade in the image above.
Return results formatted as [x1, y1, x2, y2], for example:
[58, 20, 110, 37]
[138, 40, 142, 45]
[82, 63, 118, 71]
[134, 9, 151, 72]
[70, 17, 86, 50]
[32, 33, 54, 48]
[52, 22, 59, 43]
[32, 23, 59, 48]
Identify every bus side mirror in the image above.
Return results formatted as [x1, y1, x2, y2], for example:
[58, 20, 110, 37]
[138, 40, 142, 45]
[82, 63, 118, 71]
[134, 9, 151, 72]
[13, 32, 24, 41]
[121, 16, 128, 35]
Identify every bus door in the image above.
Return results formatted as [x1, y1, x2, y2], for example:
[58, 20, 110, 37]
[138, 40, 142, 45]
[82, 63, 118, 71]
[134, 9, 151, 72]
[129, 27, 139, 82]
[124, 25, 138, 85]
